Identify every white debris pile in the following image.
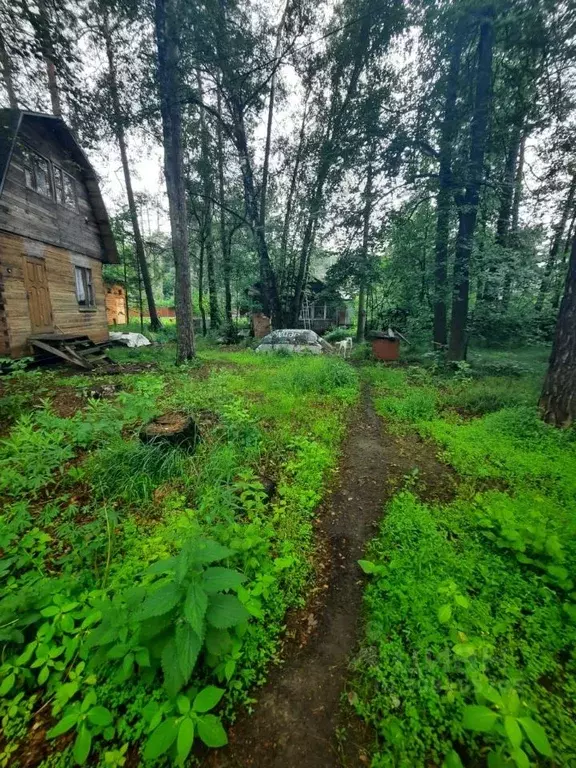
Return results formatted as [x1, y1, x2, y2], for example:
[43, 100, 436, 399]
[109, 332, 151, 348]
[255, 329, 333, 355]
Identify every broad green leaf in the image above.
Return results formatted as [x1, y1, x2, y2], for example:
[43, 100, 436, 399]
[438, 604, 452, 624]
[88, 706, 113, 727]
[176, 718, 195, 765]
[143, 717, 179, 761]
[193, 686, 225, 713]
[15, 642, 37, 665]
[504, 716, 522, 749]
[138, 582, 182, 621]
[452, 643, 476, 658]
[511, 748, 529, 768]
[135, 647, 150, 668]
[518, 717, 553, 757]
[462, 706, 499, 733]
[358, 559, 377, 574]
[0, 673, 15, 696]
[205, 627, 232, 656]
[73, 725, 92, 765]
[41, 605, 59, 618]
[202, 567, 246, 593]
[161, 638, 185, 698]
[476, 682, 503, 708]
[502, 688, 520, 717]
[147, 556, 178, 575]
[184, 583, 208, 635]
[454, 594, 470, 609]
[206, 594, 250, 629]
[176, 694, 190, 715]
[47, 713, 79, 738]
[197, 714, 228, 748]
[175, 623, 202, 681]
[190, 539, 233, 565]
[442, 750, 464, 768]
[38, 666, 50, 685]
[81, 690, 97, 712]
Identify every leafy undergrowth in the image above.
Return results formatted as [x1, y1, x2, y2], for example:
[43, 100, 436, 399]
[353, 355, 576, 767]
[0, 349, 358, 767]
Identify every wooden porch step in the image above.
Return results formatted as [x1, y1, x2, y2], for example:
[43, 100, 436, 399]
[29, 335, 112, 370]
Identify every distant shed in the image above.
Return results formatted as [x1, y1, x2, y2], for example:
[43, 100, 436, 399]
[105, 282, 127, 325]
[0, 109, 118, 358]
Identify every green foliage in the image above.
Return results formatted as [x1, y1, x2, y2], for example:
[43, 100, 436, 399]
[0, 349, 354, 764]
[354, 355, 576, 766]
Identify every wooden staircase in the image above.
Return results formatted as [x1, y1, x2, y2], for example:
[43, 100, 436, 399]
[29, 333, 112, 370]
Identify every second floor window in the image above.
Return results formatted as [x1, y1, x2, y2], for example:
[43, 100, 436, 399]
[54, 166, 77, 209]
[22, 148, 52, 198]
[75, 266, 95, 308]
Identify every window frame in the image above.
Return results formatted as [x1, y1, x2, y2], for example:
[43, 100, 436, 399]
[53, 164, 78, 210]
[21, 145, 53, 199]
[74, 265, 96, 311]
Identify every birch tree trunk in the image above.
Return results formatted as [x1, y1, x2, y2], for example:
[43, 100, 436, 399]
[501, 128, 527, 310]
[448, 9, 494, 361]
[155, 0, 195, 361]
[540, 232, 576, 427]
[102, 12, 162, 331]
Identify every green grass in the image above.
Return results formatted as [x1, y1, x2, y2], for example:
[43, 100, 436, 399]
[354, 350, 576, 768]
[0, 348, 357, 767]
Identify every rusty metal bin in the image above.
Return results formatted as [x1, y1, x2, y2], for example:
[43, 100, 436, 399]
[371, 333, 400, 361]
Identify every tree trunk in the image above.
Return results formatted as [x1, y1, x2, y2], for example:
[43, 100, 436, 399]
[501, 128, 527, 310]
[278, 90, 310, 304]
[482, 124, 522, 306]
[357, 157, 374, 343]
[552, 210, 576, 310]
[196, 71, 220, 329]
[37, 0, 62, 116]
[448, 9, 494, 361]
[103, 12, 162, 331]
[433, 14, 467, 349]
[0, 29, 18, 108]
[198, 236, 207, 335]
[230, 100, 282, 325]
[535, 173, 576, 313]
[539, 232, 576, 427]
[260, 0, 290, 232]
[216, 89, 233, 330]
[155, 0, 195, 362]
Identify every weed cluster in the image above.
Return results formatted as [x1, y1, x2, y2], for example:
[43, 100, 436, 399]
[353, 355, 576, 767]
[0, 349, 355, 766]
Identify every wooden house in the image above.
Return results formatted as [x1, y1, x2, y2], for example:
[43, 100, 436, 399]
[0, 110, 118, 359]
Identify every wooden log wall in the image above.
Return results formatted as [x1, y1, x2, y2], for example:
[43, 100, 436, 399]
[0, 230, 109, 357]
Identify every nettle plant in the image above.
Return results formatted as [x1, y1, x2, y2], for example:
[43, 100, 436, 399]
[142, 685, 228, 765]
[84, 538, 250, 697]
[461, 683, 552, 768]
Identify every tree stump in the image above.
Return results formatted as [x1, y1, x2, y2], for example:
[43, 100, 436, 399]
[140, 412, 199, 451]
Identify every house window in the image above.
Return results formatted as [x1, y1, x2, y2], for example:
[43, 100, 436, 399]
[75, 266, 95, 309]
[54, 166, 77, 209]
[22, 148, 52, 198]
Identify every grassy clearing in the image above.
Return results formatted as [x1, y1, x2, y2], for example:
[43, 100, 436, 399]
[0, 349, 358, 767]
[353, 352, 576, 768]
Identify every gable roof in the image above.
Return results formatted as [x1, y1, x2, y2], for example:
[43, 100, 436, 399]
[0, 109, 119, 264]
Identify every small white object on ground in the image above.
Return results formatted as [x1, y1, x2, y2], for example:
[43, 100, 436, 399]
[109, 332, 151, 348]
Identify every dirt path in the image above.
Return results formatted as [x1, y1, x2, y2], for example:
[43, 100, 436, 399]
[210, 383, 455, 768]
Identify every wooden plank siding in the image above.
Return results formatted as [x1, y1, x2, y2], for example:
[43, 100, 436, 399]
[0, 121, 103, 259]
[0, 231, 108, 357]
